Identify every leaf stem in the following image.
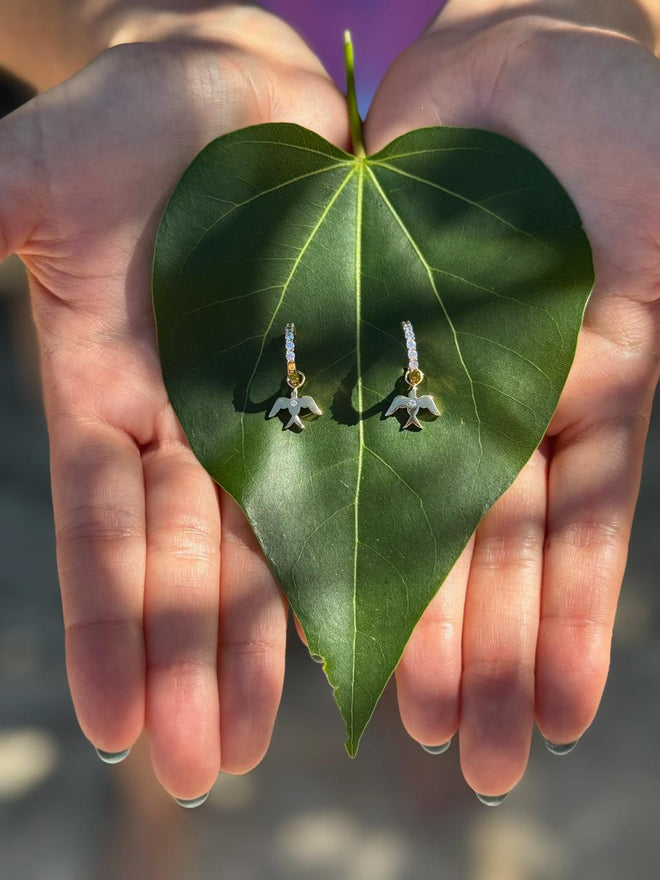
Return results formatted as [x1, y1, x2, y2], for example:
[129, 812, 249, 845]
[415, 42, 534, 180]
[344, 30, 366, 159]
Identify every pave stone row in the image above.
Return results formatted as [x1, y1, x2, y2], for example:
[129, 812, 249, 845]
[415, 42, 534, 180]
[402, 321, 419, 370]
[285, 321, 421, 381]
[284, 322, 303, 387]
[285, 323, 296, 363]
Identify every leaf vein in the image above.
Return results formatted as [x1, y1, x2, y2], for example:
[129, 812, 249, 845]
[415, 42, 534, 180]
[473, 380, 541, 418]
[290, 503, 356, 590]
[307, 348, 357, 385]
[456, 331, 554, 386]
[365, 165, 484, 458]
[240, 168, 357, 472]
[181, 284, 281, 316]
[180, 163, 348, 269]
[428, 266, 565, 345]
[371, 161, 557, 253]
[182, 334, 262, 378]
[358, 540, 410, 617]
[361, 320, 401, 347]
[363, 445, 438, 584]
[355, 628, 387, 667]
[230, 138, 353, 163]
[377, 147, 514, 161]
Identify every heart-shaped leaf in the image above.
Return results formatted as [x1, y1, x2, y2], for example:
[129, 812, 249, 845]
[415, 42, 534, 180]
[153, 121, 592, 755]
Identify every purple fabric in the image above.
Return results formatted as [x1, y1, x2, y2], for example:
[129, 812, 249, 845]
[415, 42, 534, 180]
[263, 0, 446, 112]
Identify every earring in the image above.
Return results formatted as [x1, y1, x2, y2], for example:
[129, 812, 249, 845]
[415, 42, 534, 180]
[268, 323, 322, 431]
[385, 320, 441, 429]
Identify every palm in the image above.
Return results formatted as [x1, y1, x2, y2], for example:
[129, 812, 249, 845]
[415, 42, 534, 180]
[367, 18, 659, 796]
[4, 31, 348, 800]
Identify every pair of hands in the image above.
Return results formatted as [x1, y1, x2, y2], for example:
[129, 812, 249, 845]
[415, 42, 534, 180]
[0, 2, 658, 802]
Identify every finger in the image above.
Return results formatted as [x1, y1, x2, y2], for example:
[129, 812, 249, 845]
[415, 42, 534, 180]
[142, 429, 221, 801]
[293, 614, 328, 666]
[294, 614, 319, 656]
[277, 68, 352, 152]
[536, 412, 650, 747]
[294, 614, 307, 646]
[460, 448, 547, 798]
[395, 538, 473, 751]
[50, 415, 146, 753]
[218, 492, 287, 775]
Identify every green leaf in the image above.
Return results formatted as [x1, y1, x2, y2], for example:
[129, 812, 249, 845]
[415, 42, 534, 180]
[153, 122, 593, 755]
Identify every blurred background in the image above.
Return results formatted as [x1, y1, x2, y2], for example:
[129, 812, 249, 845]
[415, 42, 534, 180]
[1, 3, 659, 878]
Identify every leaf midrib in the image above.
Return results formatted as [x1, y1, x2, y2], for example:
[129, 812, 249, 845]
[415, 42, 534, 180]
[350, 163, 365, 748]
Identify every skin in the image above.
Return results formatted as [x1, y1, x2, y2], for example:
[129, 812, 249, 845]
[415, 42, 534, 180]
[0, 2, 349, 800]
[0, 0, 658, 803]
[366, 0, 660, 796]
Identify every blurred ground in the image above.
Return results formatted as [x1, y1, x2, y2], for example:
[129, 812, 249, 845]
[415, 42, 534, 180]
[1, 66, 659, 880]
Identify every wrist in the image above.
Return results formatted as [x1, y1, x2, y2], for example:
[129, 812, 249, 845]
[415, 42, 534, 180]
[431, 0, 660, 51]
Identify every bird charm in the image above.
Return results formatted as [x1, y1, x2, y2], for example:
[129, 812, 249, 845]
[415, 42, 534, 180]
[385, 384, 441, 429]
[268, 387, 322, 431]
[385, 320, 441, 430]
[267, 322, 322, 431]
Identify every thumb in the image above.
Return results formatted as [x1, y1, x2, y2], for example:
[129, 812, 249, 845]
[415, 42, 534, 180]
[364, 30, 488, 155]
[0, 101, 43, 260]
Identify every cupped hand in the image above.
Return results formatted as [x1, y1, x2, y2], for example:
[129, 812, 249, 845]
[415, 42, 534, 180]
[0, 7, 349, 801]
[366, 5, 660, 798]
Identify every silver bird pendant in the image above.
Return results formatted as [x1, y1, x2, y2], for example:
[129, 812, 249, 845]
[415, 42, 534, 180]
[268, 387, 322, 430]
[385, 385, 441, 429]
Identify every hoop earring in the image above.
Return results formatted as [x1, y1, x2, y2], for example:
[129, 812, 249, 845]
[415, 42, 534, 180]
[268, 323, 322, 431]
[385, 321, 441, 429]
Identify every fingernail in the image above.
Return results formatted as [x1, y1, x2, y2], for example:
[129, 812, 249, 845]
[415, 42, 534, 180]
[544, 738, 579, 756]
[174, 792, 210, 809]
[95, 747, 131, 765]
[476, 792, 508, 807]
[421, 739, 452, 755]
[310, 653, 324, 664]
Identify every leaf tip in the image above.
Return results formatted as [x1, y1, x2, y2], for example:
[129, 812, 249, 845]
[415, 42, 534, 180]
[344, 736, 359, 759]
